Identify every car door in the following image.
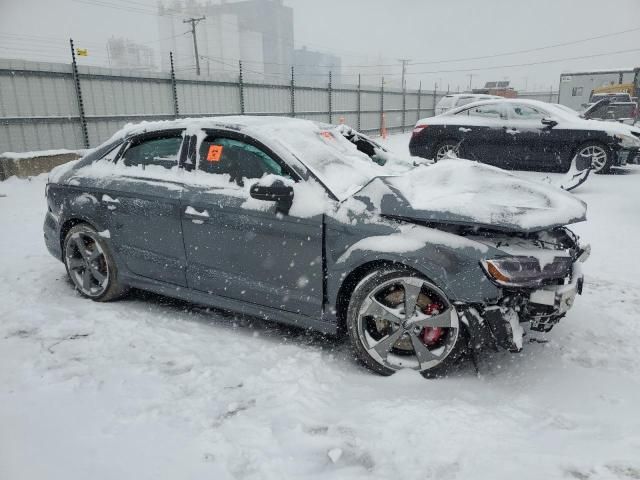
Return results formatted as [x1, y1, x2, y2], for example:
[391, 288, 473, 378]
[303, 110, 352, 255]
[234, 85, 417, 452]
[503, 103, 562, 169]
[97, 130, 188, 287]
[450, 102, 510, 165]
[181, 131, 324, 317]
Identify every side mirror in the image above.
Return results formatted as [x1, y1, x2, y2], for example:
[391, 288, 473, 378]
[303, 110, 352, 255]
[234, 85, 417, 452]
[541, 118, 558, 128]
[250, 179, 294, 213]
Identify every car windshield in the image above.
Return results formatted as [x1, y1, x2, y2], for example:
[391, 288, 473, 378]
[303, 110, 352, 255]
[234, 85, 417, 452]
[263, 123, 394, 201]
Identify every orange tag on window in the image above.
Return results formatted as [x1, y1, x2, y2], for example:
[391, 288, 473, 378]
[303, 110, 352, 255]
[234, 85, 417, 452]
[320, 131, 334, 140]
[206, 145, 223, 162]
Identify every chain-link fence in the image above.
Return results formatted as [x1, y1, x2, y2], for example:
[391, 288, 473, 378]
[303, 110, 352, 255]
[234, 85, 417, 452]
[0, 56, 452, 153]
[0, 56, 560, 153]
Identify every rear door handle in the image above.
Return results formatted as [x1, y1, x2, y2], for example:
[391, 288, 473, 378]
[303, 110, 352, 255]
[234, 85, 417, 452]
[102, 194, 119, 210]
[185, 206, 210, 224]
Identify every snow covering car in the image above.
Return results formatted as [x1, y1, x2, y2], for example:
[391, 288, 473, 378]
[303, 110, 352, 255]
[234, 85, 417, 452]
[44, 116, 590, 378]
[434, 93, 502, 115]
[410, 98, 640, 173]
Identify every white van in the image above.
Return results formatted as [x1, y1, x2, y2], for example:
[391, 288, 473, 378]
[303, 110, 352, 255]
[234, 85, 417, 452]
[435, 93, 502, 115]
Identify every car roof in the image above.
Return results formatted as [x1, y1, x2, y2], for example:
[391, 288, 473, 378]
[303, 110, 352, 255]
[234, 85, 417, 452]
[444, 98, 555, 115]
[442, 93, 501, 99]
[108, 115, 320, 142]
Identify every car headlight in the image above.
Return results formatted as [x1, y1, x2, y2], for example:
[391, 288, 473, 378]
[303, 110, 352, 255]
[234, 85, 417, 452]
[614, 133, 640, 148]
[481, 256, 573, 288]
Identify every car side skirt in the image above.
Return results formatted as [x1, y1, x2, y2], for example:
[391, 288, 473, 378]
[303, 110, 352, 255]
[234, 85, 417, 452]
[121, 272, 339, 335]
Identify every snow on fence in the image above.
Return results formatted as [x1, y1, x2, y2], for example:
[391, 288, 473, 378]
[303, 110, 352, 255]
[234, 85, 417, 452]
[0, 58, 558, 153]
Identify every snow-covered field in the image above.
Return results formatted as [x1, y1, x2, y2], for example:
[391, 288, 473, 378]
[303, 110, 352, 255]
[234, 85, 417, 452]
[1, 133, 640, 480]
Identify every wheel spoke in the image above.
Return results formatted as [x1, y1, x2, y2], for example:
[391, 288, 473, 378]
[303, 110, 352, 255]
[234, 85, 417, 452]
[88, 248, 102, 262]
[370, 328, 405, 360]
[81, 268, 93, 290]
[67, 256, 84, 271]
[90, 266, 106, 283]
[74, 236, 90, 261]
[362, 296, 404, 325]
[402, 279, 423, 320]
[408, 331, 440, 370]
[412, 309, 454, 328]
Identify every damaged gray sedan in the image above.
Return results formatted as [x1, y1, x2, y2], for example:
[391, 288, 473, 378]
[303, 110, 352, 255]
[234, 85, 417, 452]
[44, 117, 589, 377]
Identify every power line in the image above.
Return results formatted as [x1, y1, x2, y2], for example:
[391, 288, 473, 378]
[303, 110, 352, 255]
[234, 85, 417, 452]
[405, 25, 640, 67]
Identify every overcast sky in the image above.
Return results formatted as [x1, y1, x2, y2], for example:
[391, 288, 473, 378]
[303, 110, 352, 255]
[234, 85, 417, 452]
[1, 0, 639, 91]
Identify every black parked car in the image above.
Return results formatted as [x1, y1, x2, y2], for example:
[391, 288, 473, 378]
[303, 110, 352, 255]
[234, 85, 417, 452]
[409, 99, 640, 173]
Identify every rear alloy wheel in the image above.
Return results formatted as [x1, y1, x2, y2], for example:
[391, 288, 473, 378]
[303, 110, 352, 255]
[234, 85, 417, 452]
[576, 143, 611, 174]
[434, 142, 460, 161]
[347, 269, 466, 378]
[63, 224, 127, 301]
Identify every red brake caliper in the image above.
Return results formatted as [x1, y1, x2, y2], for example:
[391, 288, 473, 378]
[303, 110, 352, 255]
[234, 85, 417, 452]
[421, 303, 444, 346]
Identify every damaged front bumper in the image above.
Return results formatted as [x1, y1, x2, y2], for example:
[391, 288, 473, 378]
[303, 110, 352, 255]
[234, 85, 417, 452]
[462, 236, 590, 352]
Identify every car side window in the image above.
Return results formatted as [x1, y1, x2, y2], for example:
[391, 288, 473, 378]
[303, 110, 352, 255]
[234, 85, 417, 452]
[458, 104, 505, 119]
[508, 104, 546, 120]
[120, 135, 183, 169]
[198, 136, 287, 185]
[100, 143, 122, 162]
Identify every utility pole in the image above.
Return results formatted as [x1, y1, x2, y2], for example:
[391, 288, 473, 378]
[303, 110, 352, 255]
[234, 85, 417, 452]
[466, 73, 474, 91]
[183, 16, 205, 75]
[398, 58, 411, 90]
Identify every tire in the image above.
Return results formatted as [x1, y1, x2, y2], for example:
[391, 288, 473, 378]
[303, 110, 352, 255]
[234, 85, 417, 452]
[433, 141, 461, 162]
[574, 142, 612, 174]
[63, 223, 128, 302]
[346, 268, 468, 378]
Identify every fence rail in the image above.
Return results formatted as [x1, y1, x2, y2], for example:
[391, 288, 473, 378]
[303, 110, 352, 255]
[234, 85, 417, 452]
[0, 57, 559, 153]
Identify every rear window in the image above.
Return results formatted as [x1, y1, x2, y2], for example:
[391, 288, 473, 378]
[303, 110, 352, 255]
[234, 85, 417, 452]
[437, 96, 455, 108]
[455, 96, 479, 107]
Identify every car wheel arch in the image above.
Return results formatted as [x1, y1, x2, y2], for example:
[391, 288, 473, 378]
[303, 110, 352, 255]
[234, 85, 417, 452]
[59, 218, 99, 255]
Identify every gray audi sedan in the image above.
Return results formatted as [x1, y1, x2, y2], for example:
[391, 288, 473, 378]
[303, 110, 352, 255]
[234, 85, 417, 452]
[44, 116, 590, 377]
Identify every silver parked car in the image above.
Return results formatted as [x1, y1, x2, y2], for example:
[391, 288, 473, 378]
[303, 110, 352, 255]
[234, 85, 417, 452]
[435, 93, 502, 115]
[44, 116, 589, 378]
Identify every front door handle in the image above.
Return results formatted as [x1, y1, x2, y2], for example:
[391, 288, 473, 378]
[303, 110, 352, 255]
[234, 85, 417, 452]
[102, 194, 119, 210]
[185, 206, 210, 224]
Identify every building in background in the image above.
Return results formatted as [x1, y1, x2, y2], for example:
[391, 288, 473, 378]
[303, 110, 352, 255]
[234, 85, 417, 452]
[293, 46, 341, 85]
[107, 37, 156, 71]
[472, 81, 517, 98]
[558, 68, 637, 110]
[157, 0, 293, 79]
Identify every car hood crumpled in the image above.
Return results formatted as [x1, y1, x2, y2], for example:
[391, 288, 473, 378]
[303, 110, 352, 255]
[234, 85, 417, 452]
[354, 158, 587, 233]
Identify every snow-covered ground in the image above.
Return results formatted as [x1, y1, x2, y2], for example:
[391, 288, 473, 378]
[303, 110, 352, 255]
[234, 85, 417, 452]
[1, 134, 640, 480]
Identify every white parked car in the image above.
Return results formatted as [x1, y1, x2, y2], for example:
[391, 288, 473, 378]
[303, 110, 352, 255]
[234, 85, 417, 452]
[435, 93, 502, 115]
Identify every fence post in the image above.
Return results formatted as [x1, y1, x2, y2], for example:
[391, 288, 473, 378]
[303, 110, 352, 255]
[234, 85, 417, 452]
[401, 77, 407, 133]
[69, 38, 89, 149]
[290, 66, 295, 117]
[170, 52, 180, 118]
[238, 60, 245, 115]
[357, 73, 361, 131]
[432, 83, 437, 116]
[416, 81, 422, 123]
[328, 71, 333, 124]
[380, 76, 385, 134]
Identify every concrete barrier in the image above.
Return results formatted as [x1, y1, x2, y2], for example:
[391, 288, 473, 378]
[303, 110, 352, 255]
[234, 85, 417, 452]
[0, 152, 82, 181]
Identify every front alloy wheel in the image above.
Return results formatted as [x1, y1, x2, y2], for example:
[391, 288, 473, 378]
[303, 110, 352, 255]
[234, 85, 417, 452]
[347, 269, 464, 377]
[435, 142, 460, 161]
[577, 143, 610, 174]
